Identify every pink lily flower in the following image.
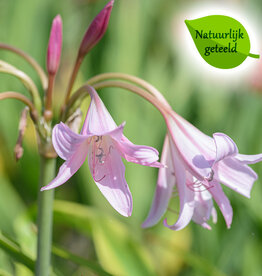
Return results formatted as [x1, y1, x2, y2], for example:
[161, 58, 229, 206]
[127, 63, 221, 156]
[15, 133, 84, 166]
[41, 86, 162, 217]
[143, 111, 262, 230]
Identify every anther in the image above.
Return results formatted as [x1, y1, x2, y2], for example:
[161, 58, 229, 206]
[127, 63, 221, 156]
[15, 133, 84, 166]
[205, 169, 214, 182]
[96, 147, 105, 163]
[95, 136, 102, 142]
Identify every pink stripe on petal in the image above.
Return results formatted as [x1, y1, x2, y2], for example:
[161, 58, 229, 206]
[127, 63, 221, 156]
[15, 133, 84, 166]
[52, 122, 88, 160]
[192, 190, 213, 227]
[117, 135, 161, 167]
[81, 86, 117, 135]
[163, 140, 194, 231]
[167, 114, 214, 180]
[216, 158, 257, 198]
[235, 153, 262, 164]
[208, 180, 233, 228]
[41, 141, 89, 191]
[142, 136, 174, 228]
[88, 137, 132, 217]
[213, 133, 238, 164]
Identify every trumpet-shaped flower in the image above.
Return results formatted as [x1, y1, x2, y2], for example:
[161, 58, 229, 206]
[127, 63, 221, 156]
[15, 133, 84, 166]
[41, 86, 162, 217]
[143, 111, 262, 230]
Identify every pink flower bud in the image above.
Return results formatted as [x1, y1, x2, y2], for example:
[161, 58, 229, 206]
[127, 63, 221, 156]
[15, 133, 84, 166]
[47, 15, 62, 75]
[78, 0, 114, 57]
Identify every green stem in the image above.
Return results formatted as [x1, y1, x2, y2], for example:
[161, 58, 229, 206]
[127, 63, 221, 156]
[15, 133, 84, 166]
[0, 60, 42, 113]
[0, 43, 48, 90]
[36, 156, 56, 276]
[248, 53, 260, 59]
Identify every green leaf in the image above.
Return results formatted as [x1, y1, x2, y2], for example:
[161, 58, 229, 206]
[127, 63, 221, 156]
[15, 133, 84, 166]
[0, 175, 26, 235]
[53, 200, 156, 276]
[0, 268, 13, 276]
[52, 245, 113, 276]
[92, 218, 156, 276]
[0, 231, 35, 271]
[185, 15, 259, 69]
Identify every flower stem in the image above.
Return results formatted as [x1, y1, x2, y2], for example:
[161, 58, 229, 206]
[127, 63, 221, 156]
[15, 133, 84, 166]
[92, 81, 169, 116]
[60, 55, 83, 120]
[0, 91, 38, 122]
[44, 74, 55, 121]
[0, 43, 48, 90]
[65, 82, 169, 120]
[64, 55, 83, 105]
[0, 60, 42, 113]
[36, 156, 56, 276]
[86, 72, 171, 108]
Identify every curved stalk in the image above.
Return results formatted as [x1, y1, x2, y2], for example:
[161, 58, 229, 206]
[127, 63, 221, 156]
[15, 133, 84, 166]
[86, 72, 171, 108]
[0, 60, 42, 113]
[65, 81, 170, 121]
[0, 43, 48, 90]
[64, 55, 83, 105]
[0, 91, 38, 122]
[92, 81, 170, 116]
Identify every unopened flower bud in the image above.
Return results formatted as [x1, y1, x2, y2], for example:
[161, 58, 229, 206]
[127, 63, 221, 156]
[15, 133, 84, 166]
[78, 0, 114, 57]
[14, 107, 28, 161]
[47, 15, 62, 75]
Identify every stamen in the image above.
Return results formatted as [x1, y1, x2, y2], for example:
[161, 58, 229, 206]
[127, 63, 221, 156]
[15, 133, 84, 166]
[205, 169, 214, 182]
[187, 179, 214, 192]
[96, 147, 105, 163]
[93, 174, 106, 182]
[186, 169, 215, 192]
[95, 136, 102, 142]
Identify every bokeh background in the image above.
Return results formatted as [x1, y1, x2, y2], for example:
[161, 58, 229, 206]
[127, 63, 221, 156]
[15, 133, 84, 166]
[0, 0, 262, 275]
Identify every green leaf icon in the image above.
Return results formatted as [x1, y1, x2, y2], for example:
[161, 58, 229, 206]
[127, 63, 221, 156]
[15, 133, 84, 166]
[185, 15, 259, 69]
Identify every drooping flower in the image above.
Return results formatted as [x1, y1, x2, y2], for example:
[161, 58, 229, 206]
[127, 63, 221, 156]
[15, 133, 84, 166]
[41, 86, 162, 217]
[143, 110, 262, 230]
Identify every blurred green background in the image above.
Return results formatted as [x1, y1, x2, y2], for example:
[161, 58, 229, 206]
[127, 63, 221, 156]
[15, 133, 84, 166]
[0, 0, 262, 275]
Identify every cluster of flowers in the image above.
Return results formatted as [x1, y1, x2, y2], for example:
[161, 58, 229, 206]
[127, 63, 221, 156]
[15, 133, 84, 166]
[2, 1, 262, 231]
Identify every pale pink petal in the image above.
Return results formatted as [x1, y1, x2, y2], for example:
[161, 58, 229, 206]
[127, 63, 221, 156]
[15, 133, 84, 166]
[117, 135, 162, 168]
[171, 112, 215, 156]
[163, 140, 195, 231]
[208, 180, 233, 228]
[192, 190, 213, 229]
[142, 136, 175, 228]
[88, 119, 162, 168]
[211, 207, 217, 224]
[213, 133, 238, 164]
[81, 86, 117, 135]
[41, 141, 89, 191]
[235, 153, 262, 164]
[167, 113, 215, 180]
[216, 158, 257, 198]
[88, 136, 132, 217]
[52, 122, 88, 160]
[201, 223, 212, 230]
